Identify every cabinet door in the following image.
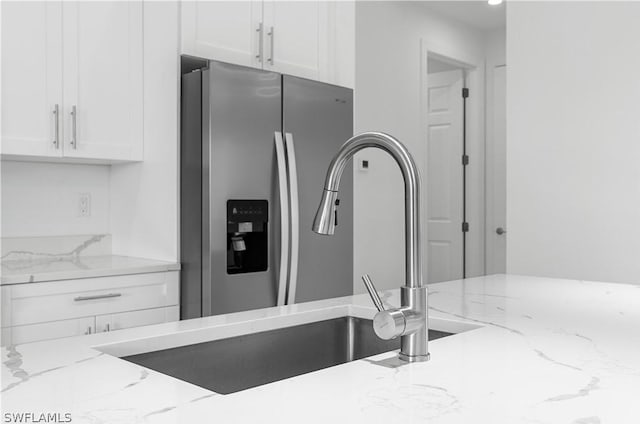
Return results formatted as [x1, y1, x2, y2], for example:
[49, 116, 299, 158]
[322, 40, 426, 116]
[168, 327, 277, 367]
[321, 1, 355, 89]
[62, 1, 143, 161]
[1, 1, 63, 158]
[262, 1, 322, 80]
[7, 317, 95, 346]
[95, 306, 179, 333]
[0, 328, 10, 348]
[181, 1, 263, 69]
[10, 271, 180, 327]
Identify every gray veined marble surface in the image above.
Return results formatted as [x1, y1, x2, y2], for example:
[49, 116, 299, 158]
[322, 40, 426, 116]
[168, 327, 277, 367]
[2, 274, 640, 423]
[0, 235, 179, 284]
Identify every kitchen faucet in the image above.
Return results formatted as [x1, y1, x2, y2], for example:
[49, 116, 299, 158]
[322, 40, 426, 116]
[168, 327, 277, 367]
[312, 132, 430, 362]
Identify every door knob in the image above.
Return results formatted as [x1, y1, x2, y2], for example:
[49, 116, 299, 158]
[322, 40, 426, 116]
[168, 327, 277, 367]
[496, 227, 506, 235]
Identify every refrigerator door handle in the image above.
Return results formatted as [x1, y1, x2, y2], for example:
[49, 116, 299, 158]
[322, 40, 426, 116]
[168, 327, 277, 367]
[284, 132, 300, 305]
[274, 131, 290, 307]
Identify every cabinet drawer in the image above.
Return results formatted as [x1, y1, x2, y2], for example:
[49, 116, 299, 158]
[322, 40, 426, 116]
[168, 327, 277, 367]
[8, 272, 179, 327]
[1, 285, 10, 328]
[3, 316, 96, 346]
[1, 327, 10, 347]
[96, 306, 179, 333]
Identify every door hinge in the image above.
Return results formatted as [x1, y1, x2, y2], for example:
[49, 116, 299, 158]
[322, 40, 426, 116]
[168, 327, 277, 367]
[462, 222, 470, 233]
[462, 154, 469, 166]
[462, 87, 469, 98]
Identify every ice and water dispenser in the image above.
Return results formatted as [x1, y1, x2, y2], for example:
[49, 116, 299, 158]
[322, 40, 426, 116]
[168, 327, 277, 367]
[226, 200, 268, 274]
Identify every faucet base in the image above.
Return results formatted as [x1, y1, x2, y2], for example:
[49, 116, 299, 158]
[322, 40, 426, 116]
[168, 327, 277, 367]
[398, 286, 430, 361]
[398, 352, 430, 363]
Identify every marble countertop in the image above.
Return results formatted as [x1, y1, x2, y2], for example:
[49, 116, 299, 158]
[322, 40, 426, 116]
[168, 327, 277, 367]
[3, 274, 640, 423]
[1, 255, 181, 285]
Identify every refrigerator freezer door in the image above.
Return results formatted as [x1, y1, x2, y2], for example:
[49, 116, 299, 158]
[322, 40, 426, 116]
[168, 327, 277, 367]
[283, 77, 354, 303]
[203, 62, 282, 316]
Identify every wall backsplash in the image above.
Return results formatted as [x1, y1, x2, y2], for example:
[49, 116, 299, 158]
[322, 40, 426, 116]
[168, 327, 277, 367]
[1, 234, 112, 261]
[1, 161, 110, 238]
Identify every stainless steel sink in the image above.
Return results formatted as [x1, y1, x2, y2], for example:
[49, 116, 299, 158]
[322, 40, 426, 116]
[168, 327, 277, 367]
[122, 317, 452, 394]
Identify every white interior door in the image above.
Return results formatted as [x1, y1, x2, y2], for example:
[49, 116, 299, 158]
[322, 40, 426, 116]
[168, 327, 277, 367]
[181, 1, 263, 68]
[262, 1, 321, 80]
[486, 65, 507, 274]
[427, 70, 464, 283]
[62, 1, 143, 161]
[1, 1, 63, 158]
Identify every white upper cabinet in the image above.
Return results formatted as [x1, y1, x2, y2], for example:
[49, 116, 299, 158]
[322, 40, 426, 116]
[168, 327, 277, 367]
[325, 1, 355, 89]
[262, 1, 321, 80]
[180, 0, 354, 88]
[1, 1, 63, 158]
[62, 2, 144, 161]
[181, 1, 262, 69]
[1, 1, 144, 163]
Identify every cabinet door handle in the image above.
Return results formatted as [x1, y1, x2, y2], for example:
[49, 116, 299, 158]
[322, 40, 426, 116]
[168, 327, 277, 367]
[267, 26, 274, 65]
[70, 105, 77, 149]
[74, 293, 122, 302]
[256, 22, 264, 63]
[52, 104, 60, 149]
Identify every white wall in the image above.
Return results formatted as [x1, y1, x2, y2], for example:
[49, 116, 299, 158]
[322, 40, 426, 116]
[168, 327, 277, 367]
[354, 2, 489, 292]
[506, 2, 640, 284]
[1, 161, 110, 237]
[109, 2, 180, 262]
[484, 28, 507, 274]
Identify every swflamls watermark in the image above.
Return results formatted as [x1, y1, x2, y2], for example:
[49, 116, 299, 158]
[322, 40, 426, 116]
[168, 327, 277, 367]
[2, 413, 72, 423]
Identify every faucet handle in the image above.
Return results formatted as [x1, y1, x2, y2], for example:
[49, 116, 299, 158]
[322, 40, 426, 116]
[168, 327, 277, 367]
[362, 274, 407, 340]
[362, 274, 385, 312]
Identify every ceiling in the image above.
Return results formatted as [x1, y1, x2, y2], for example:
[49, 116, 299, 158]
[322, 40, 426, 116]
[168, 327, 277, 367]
[422, 1, 506, 31]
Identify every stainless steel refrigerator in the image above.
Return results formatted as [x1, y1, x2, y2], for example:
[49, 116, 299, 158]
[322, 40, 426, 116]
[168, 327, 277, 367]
[180, 60, 353, 319]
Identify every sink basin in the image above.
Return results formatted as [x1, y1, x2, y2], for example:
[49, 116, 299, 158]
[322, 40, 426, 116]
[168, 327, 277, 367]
[122, 317, 452, 394]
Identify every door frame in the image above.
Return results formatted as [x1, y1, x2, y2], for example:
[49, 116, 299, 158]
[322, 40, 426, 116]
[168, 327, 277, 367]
[419, 43, 486, 280]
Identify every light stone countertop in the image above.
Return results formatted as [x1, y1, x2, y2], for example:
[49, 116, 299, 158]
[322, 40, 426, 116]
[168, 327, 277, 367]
[1, 255, 180, 285]
[2, 274, 640, 423]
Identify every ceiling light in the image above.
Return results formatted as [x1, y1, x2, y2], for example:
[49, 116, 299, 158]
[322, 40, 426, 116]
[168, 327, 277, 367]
[488, 0, 503, 5]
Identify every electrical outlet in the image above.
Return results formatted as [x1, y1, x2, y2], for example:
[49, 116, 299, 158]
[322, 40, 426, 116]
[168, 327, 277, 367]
[78, 193, 91, 218]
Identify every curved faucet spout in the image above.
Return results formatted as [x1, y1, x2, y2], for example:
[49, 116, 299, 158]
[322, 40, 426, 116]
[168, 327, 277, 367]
[312, 132, 423, 289]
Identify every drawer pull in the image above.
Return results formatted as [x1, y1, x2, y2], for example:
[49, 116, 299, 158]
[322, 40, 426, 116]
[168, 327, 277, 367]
[74, 293, 122, 302]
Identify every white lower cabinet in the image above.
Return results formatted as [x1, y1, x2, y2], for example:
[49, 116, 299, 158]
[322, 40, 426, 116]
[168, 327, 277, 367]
[7, 316, 96, 346]
[96, 306, 179, 333]
[0, 271, 180, 346]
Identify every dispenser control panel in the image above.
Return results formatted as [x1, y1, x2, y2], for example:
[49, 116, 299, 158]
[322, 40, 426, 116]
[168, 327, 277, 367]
[227, 200, 268, 274]
[227, 200, 268, 233]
